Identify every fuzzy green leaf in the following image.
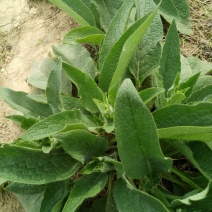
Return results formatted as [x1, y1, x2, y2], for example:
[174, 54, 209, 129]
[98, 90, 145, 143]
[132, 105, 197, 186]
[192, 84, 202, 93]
[0, 87, 52, 118]
[41, 181, 68, 212]
[92, 0, 124, 31]
[63, 63, 104, 113]
[139, 87, 165, 104]
[170, 141, 212, 180]
[21, 110, 97, 140]
[158, 126, 212, 142]
[48, 0, 96, 26]
[108, 7, 160, 103]
[46, 58, 63, 113]
[63, 173, 108, 212]
[153, 0, 192, 35]
[99, 6, 158, 93]
[188, 85, 212, 103]
[98, 0, 134, 71]
[115, 79, 172, 179]
[113, 179, 169, 212]
[188, 56, 212, 76]
[153, 102, 212, 128]
[6, 115, 37, 130]
[63, 26, 104, 45]
[53, 44, 96, 78]
[0, 144, 80, 184]
[172, 181, 212, 211]
[5, 182, 45, 194]
[159, 21, 181, 94]
[130, 0, 163, 83]
[54, 130, 108, 163]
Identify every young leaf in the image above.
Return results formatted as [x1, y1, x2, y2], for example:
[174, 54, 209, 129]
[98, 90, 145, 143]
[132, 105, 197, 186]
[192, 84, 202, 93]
[139, 87, 165, 104]
[63, 173, 108, 212]
[179, 72, 200, 98]
[113, 179, 169, 212]
[115, 79, 172, 179]
[172, 181, 212, 211]
[0, 87, 53, 118]
[21, 110, 98, 141]
[53, 44, 96, 78]
[63, 63, 103, 113]
[48, 0, 96, 26]
[98, 0, 135, 71]
[54, 130, 108, 163]
[158, 126, 212, 142]
[159, 21, 181, 94]
[63, 26, 104, 45]
[46, 58, 63, 114]
[153, 102, 212, 128]
[40, 181, 68, 212]
[6, 115, 37, 130]
[0, 144, 80, 184]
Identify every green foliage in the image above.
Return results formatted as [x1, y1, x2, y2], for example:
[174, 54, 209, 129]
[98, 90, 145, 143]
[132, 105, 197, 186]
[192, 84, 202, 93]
[0, 0, 212, 211]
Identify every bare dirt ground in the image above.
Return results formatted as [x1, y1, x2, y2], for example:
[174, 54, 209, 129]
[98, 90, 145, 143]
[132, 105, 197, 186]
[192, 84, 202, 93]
[0, 0, 211, 211]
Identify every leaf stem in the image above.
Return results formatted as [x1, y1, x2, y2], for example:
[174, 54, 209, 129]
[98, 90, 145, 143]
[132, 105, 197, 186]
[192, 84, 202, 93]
[171, 168, 202, 190]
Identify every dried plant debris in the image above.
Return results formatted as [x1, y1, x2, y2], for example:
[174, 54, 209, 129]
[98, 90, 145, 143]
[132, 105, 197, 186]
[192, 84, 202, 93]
[181, 0, 212, 62]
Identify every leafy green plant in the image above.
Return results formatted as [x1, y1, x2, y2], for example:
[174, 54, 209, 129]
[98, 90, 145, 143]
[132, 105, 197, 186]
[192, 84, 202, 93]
[0, 0, 212, 211]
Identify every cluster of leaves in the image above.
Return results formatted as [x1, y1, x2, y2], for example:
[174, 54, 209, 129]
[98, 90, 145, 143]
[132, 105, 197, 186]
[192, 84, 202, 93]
[0, 0, 212, 211]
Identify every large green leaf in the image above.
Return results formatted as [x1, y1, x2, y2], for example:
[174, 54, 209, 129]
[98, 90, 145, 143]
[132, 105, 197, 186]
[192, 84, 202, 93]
[170, 141, 212, 180]
[187, 56, 212, 76]
[98, 6, 158, 93]
[5, 182, 45, 194]
[109, 7, 160, 103]
[63, 63, 103, 113]
[98, 0, 134, 71]
[80, 0, 101, 28]
[41, 181, 68, 212]
[48, 0, 96, 26]
[92, 0, 124, 31]
[159, 21, 180, 94]
[129, 0, 163, 83]
[188, 85, 212, 103]
[115, 79, 172, 179]
[63, 26, 104, 45]
[15, 192, 43, 212]
[21, 110, 97, 140]
[153, 0, 192, 35]
[63, 173, 108, 212]
[0, 87, 52, 118]
[46, 58, 63, 113]
[172, 181, 212, 212]
[53, 44, 96, 78]
[153, 102, 212, 128]
[54, 130, 108, 163]
[113, 179, 169, 212]
[6, 115, 37, 130]
[0, 144, 80, 184]
[158, 126, 212, 142]
[27, 57, 55, 90]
